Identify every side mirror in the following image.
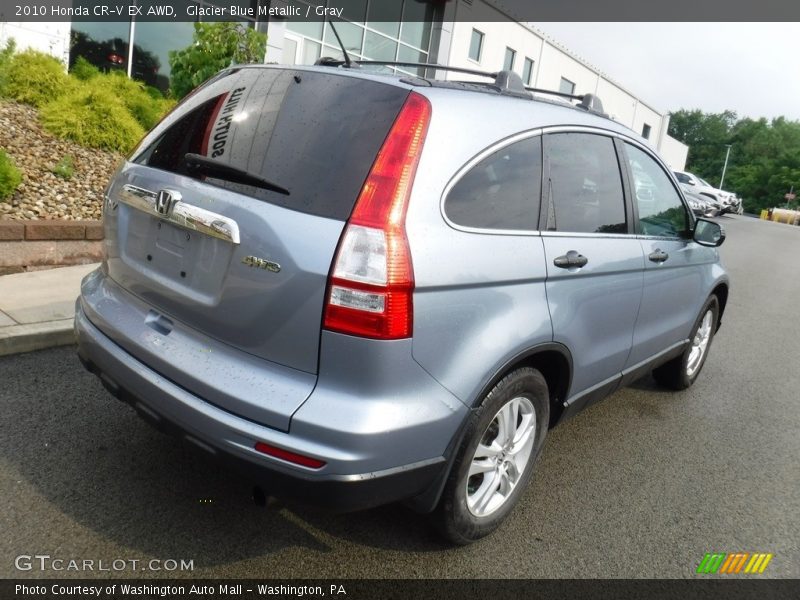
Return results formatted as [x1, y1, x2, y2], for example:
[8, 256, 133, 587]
[688, 181, 696, 186]
[693, 218, 725, 247]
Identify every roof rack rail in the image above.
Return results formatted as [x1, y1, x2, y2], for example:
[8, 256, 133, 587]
[493, 70, 529, 98]
[576, 93, 606, 115]
[358, 63, 531, 98]
[314, 58, 498, 79]
[312, 59, 607, 115]
[523, 85, 582, 101]
[524, 86, 607, 116]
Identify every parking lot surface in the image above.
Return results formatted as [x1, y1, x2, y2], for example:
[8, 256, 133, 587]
[1, 215, 798, 578]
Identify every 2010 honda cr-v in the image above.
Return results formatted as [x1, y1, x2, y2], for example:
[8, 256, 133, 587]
[75, 63, 729, 544]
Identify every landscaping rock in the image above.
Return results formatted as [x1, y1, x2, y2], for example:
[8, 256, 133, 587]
[0, 100, 122, 221]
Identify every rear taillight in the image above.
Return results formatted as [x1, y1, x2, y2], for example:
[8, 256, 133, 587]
[323, 92, 431, 340]
[107, 53, 125, 65]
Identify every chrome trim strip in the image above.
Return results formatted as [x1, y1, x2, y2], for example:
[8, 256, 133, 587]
[540, 231, 633, 240]
[541, 124, 628, 138]
[120, 184, 241, 245]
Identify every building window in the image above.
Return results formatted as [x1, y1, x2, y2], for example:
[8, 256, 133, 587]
[69, 21, 196, 94]
[642, 123, 652, 139]
[469, 28, 484, 62]
[131, 21, 195, 93]
[287, 2, 435, 77]
[559, 77, 576, 95]
[522, 57, 534, 85]
[503, 47, 516, 71]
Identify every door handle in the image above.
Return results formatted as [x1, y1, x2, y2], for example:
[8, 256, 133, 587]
[554, 250, 589, 269]
[648, 249, 669, 263]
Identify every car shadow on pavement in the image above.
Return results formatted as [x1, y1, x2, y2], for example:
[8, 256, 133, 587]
[0, 347, 448, 572]
[627, 373, 661, 392]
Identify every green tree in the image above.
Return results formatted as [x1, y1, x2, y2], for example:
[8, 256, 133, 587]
[669, 109, 800, 214]
[668, 109, 736, 186]
[168, 22, 267, 100]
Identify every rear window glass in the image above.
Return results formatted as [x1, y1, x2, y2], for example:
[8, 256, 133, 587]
[132, 67, 409, 221]
[444, 136, 542, 231]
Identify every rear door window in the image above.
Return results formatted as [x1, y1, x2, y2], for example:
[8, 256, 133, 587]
[132, 67, 409, 221]
[444, 136, 542, 231]
[543, 133, 627, 234]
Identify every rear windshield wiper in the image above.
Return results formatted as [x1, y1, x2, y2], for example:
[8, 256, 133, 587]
[184, 153, 290, 196]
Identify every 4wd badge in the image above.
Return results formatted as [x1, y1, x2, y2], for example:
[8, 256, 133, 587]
[242, 255, 281, 273]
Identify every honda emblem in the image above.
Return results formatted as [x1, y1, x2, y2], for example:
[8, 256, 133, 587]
[156, 190, 181, 216]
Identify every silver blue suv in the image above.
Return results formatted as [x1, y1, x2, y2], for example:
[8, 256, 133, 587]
[75, 64, 729, 544]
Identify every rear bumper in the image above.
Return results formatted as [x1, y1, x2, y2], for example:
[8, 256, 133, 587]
[74, 299, 456, 512]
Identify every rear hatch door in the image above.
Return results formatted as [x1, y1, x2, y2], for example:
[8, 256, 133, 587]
[101, 67, 409, 425]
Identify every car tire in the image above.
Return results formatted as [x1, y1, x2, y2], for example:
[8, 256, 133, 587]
[433, 368, 549, 545]
[653, 296, 719, 391]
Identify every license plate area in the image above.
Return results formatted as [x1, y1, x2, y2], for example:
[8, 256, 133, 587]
[120, 208, 234, 304]
[152, 220, 188, 279]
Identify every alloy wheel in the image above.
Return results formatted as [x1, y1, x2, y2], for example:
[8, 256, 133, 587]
[686, 310, 713, 377]
[466, 396, 536, 517]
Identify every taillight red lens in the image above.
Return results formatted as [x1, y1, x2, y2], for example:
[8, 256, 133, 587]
[254, 442, 326, 469]
[323, 92, 431, 340]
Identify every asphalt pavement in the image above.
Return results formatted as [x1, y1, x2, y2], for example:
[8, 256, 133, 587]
[1, 215, 798, 579]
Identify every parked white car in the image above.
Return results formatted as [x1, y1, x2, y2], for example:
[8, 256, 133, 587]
[673, 170, 740, 213]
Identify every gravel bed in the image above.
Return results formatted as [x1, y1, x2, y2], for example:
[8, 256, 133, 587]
[0, 100, 123, 220]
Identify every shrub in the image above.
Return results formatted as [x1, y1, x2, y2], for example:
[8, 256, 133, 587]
[144, 85, 164, 100]
[70, 56, 100, 80]
[92, 71, 171, 130]
[52, 154, 75, 180]
[0, 149, 22, 201]
[3, 49, 74, 107]
[169, 22, 267, 100]
[40, 86, 144, 153]
[0, 38, 16, 92]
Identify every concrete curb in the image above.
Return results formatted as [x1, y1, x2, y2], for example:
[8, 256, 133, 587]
[0, 263, 97, 357]
[0, 319, 76, 357]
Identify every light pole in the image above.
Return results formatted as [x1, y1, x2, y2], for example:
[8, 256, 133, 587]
[719, 144, 732, 189]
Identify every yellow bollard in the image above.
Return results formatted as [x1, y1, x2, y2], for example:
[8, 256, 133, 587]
[760, 209, 769, 220]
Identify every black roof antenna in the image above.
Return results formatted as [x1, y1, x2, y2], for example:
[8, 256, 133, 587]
[328, 21, 356, 69]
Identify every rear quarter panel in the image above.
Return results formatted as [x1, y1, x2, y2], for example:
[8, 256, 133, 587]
[405, 90, 558, 405]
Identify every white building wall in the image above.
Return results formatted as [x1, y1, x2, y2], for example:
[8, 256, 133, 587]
[659, 135, 689, 171]
[595, 77, 637, 125]
[0, 22, 70, 65]
[632, 102, 663, 144]
[447, 19, 543, 83]
[446, 19, 668, 142]
[439, 1, 691, 159]
[534, 42, 597, 94]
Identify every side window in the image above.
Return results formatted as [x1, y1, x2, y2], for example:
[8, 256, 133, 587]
[674, 171, 691, 184]
[444, 136, 542, 231]
[625, 144, 689, 238]
[543, 133, 627, 234]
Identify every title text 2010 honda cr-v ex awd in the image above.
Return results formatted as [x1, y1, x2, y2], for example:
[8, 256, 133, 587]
[75, 64, 729, 544]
